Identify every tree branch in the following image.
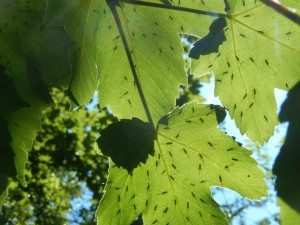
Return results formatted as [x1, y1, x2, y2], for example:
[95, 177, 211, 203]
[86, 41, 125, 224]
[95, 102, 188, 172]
[260, 0, 300, 25]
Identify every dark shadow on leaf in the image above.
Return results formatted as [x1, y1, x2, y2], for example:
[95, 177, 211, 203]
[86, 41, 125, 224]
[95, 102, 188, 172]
[159, 0, 172, 5]
[209, 104, 226, 124]
[273, 82, 300, 213]
[97, 118, 155, 174]
[25, 60, 52, 104]
[0, 66, 28, 183]
[189, 18, 227, 59]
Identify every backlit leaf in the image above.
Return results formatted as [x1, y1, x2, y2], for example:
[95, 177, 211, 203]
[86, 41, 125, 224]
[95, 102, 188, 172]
[96, 103, 267, 224]
[191, 1, 300, 144]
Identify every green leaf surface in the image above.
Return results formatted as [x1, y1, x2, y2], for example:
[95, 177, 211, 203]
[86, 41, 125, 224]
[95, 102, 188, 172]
[45, 0, 226, 124]
[96, 103, 267, 225]
[190, 1, 300, 144]
[0, 184, 7, 209]
[0, 0, 50, 186]
[278, 197, 300, 225]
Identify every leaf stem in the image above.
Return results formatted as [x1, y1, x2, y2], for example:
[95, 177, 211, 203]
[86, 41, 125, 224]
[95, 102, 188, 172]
[120, 0, 229, 18]
[106, 0, 155, 129]
[260, 0, 300, 25]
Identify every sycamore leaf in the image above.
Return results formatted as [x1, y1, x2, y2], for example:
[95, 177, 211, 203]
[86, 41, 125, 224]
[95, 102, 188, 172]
[45, 0, 227, 124]
[96, 103, 267, 225]
[190, 1, 300, 144]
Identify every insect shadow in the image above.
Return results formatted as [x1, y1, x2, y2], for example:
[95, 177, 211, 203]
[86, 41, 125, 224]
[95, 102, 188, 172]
[189, 18, 227, 60]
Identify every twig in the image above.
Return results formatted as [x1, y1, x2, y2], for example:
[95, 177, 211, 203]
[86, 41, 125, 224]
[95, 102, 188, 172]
[260, 0, 300, 25]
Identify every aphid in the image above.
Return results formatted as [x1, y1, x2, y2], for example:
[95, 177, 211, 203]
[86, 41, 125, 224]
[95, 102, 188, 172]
[163, 207, 169, 213]
[199, 153, 203, 160]
[265, 59, 269, 66]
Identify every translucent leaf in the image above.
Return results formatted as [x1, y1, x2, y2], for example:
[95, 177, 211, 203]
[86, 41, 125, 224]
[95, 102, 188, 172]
[0, 184, 7, 209]
[190, 1, 300, 144]
[278, 197, 300, 225]
[0, 0, 50, 186]
[45, 0, 223, 124]
[96, 103, 267, 225]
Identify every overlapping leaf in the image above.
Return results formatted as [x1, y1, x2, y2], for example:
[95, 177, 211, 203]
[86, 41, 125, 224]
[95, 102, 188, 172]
[0, 0, 58, 194]
[97, 103, 267, 224]
[190, 1, 300, 144]
[45, 0, 229, 124]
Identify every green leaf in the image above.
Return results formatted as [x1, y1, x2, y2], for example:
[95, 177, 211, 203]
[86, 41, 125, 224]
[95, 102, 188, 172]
[190, 1, 300, 144]
[96, 103, 267, 225]
[0, 184, 7, 209]
[278, 197, 300, 225]
[0, 0, 50, 186]
[45, 0, 225, 124]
